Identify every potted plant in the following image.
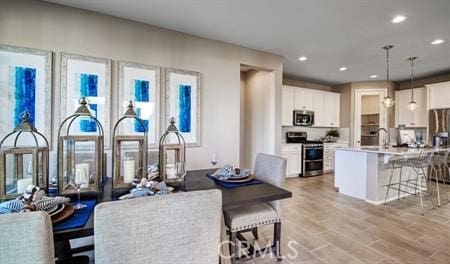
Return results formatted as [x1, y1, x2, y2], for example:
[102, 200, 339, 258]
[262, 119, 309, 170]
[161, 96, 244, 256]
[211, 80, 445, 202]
[324, 129, 340, 142]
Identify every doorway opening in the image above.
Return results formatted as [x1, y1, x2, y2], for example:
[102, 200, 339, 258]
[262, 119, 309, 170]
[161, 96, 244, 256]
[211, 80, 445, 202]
[354, 89, 388, 147]
[240, 64, 276, 169]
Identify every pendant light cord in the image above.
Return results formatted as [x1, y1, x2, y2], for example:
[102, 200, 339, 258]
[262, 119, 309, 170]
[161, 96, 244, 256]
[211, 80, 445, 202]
[383, 45, 393, 97]
[410, 57, 415, 100]
[386, 48, 390, 94]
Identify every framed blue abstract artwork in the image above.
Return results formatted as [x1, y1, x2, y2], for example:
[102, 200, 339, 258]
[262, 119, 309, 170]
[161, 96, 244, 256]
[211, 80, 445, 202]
[60, 52, 111, 148]
[165, 68, 201, 147]
[118, 61, 161, 148]
[0, 45, 52, 146]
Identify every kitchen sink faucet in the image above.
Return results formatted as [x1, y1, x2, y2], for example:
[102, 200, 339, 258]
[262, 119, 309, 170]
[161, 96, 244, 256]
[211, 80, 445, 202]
[376, 128, 389, 149]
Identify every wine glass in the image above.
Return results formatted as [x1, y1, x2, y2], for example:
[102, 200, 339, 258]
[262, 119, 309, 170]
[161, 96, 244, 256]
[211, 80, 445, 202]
[211, 152, 218, 166]
[73, 182, 87, 210]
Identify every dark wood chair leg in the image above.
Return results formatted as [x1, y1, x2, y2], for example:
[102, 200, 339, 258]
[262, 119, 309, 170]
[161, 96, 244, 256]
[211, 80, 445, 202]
[251, 227, 259, 240]
[230, 231, 238, 264]
[274, 222, 282, 261]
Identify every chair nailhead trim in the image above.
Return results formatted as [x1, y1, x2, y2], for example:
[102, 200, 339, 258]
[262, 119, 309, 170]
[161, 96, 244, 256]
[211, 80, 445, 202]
[231, 218, 281, 232]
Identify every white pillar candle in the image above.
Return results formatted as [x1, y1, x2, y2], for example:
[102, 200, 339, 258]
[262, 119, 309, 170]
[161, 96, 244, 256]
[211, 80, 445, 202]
[124, 159, 135, 184]
[17, 178, 32, 194]
[75, 163, 90, 188]
[166, 164, 176, 179]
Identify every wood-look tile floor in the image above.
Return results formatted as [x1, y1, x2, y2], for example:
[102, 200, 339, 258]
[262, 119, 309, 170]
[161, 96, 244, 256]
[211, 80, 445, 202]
[245, 173, 450, 264]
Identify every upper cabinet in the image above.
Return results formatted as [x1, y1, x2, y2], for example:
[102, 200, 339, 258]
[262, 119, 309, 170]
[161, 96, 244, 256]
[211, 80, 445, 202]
[282, 86, 295, 126]
[395, 87, 427, 127]
[294, 88, 314, 110]
[427, 81, 450, 109]
[323, 92, 340, 127]
[282, 85, 340, 127]
[313, 90, 324, 126]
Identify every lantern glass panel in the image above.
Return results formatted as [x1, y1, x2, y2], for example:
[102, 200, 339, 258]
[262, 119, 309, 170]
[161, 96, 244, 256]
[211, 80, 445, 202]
[115, 141, 144, 188]
[161, 145, 185, 183]
[59, 137, 101, 195]
[1, 147, 48, 200]
[4, 153, 35, 195]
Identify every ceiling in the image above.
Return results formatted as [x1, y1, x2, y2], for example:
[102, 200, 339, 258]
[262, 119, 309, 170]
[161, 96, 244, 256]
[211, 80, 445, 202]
[44, 0, 450, 85]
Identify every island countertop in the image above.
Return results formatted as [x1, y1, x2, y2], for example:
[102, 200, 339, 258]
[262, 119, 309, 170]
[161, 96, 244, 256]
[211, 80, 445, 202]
[333, 145, 448, 204]
[333, 146, 447, 155]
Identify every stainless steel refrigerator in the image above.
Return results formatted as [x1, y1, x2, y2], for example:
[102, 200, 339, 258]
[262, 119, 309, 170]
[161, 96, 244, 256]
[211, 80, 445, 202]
[429, 109, 449, 146]
[429, 109, 450, 182]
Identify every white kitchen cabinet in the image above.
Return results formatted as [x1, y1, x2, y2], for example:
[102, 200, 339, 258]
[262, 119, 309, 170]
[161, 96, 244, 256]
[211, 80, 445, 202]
[282, 86, 340, 128]
[323, 92, 340, 127]
[324, 142, 348, 173]
[282, 86, 295, 126]
[413, 88, 427, 127]
[282, 145, 302, 177]
[427, 81, 450, 109]
[395, 87, 427, 127]
[312, 91, 324, 127]
[294, 88, 314, 110]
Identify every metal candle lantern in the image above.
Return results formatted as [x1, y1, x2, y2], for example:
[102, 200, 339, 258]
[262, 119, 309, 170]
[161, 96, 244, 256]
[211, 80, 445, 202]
[159, 118, 186, 185]
[57, 98, 104, 196]
[0, 111, 49, 200]
[112, 101, 147, 195]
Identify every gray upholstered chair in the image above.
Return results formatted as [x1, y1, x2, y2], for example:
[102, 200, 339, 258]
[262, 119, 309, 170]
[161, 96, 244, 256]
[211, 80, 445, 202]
[224, 153, 286, 263]
[0, 211, 55, 264]
[94, 189, 222, 264]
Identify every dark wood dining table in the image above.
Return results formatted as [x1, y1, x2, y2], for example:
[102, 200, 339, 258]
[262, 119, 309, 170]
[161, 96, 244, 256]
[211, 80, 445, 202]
[53, 168, 292, 256]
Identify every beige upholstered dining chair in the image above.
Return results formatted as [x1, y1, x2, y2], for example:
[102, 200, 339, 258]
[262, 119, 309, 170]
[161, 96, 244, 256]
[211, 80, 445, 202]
[0, 211, 55, 264]
[94, 189, 222, 264]
[223, 153, 286, 263]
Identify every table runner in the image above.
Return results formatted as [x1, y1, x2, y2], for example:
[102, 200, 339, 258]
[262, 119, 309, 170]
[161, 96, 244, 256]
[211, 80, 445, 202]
[206, 174, 262, 189]
[53, 199, 96, 231]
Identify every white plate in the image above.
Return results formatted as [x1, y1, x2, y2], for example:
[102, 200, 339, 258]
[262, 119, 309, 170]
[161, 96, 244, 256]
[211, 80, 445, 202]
[229, 169, 250, 179]
[46, 205, 59, 214]
[49, 204, 65, 216]
[212, 168, 250, 179]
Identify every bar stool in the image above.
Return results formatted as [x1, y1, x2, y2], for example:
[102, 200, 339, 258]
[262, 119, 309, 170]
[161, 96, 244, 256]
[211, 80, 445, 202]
[384, 152, 436, 211]
[429, 149, 450, 206]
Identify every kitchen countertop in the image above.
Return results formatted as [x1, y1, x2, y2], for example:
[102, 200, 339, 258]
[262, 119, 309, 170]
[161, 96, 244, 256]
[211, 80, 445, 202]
[335, 146, 448, 155]
[282, 141, 349, 146]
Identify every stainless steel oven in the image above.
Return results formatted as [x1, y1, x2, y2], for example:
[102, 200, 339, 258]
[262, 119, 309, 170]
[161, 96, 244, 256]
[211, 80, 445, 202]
[293, 110, 314, 126]
[302, 142, 323, 176]
[286, 132, 324, 177]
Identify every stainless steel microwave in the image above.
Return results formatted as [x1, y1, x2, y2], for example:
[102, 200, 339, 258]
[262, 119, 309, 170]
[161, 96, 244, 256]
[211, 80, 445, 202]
[293, 110, 314, 126]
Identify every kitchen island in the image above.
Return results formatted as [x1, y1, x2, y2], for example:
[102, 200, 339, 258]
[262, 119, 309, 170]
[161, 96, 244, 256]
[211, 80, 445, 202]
[334, 146, 438, 204]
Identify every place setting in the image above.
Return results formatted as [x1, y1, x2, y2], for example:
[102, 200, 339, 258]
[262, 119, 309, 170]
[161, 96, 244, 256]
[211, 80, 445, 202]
[206, 154, 262, 188]
[0, 184, 74, 225]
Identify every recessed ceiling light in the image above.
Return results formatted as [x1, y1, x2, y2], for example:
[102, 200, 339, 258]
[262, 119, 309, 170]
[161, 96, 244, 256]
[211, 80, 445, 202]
[370, 75, 378, 78]
[392, 15, 406, 23]
[431, 39, 445, 45]
[298, 56, 308, 61]
[339, 67, 347, 71]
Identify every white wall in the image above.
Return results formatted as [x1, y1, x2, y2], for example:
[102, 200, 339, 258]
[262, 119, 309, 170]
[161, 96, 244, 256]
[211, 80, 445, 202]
[0, 0, 283, 174]
[241, 70, 276, 169]
[361, 95, 380, 115]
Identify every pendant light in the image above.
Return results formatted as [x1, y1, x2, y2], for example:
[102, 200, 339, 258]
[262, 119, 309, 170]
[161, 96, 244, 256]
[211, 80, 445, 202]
[407, 56, 418, 111]
[382, 45, 395, 108]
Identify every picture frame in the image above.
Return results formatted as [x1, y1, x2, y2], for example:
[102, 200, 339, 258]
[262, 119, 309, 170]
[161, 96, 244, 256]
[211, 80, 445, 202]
[118, 61, 161, 148]
[60, 52, 112, 148]
[0, 45, 53, 147]
[165, 68, 201, 147]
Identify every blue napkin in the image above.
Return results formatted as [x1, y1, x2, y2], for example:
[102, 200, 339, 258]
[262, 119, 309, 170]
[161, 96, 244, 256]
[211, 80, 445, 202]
[53, 199, 97, 231]
[206, 174, 262, 189]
